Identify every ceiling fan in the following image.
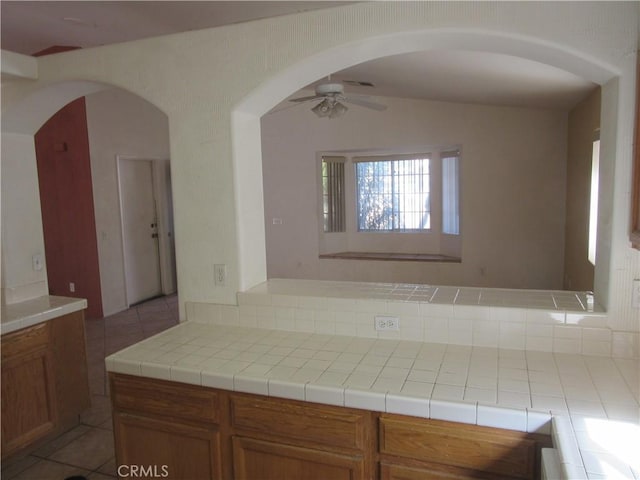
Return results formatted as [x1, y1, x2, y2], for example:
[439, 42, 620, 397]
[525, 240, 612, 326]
[289, 82, 387, 118]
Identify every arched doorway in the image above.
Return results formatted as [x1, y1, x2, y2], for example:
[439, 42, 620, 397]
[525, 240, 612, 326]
[2, 80, 176, 317]
[232, 28, 618, 305]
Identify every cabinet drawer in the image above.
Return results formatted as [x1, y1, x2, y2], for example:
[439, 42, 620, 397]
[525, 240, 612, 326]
[379, 415, 537, 479]
[1, 322, 50, 361]
[230, 394, 369, 451]
[111, 374, 220, 424]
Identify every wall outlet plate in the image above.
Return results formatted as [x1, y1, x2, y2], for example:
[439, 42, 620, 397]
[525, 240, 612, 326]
[375, 315, 399, 331]
[214, 264, 227, 286]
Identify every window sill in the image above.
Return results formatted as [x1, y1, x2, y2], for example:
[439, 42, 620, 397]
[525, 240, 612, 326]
[319, 252, 461, 263]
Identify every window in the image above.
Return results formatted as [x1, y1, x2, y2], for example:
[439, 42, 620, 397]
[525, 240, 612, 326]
[442, 152, 460, 235]
[588, 138, 600, 265]
[355, 155, 431, 231]
[318, 147, 461, 260]
[321, 156, 346, 232]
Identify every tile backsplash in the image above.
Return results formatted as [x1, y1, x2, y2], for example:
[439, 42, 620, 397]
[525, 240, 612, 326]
[185, 279, 639, 359]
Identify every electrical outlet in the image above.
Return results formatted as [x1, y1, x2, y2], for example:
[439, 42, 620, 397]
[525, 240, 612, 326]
[632, 279, 640, 309]
[69, 282, 75, 293]
[32, 254, 43, 271]
[214, 264, 226, 286]
[375, 315, 399, 331]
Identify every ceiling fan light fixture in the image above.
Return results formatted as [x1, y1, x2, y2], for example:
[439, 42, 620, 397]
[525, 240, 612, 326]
[311, 98, 333, 117]
[329, 101, 348, 118]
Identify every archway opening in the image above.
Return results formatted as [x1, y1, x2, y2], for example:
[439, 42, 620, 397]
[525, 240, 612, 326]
[232, 29, 618, 307]
[2, 81, 177, 317]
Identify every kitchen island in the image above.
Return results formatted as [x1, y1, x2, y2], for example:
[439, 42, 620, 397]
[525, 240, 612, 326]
[107, 320, 639, 479]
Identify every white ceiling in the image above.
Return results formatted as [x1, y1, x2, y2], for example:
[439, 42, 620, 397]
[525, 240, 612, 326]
[0, 1, 350, 55]
[1, 1, 597, 110]
[326, 50, 597, 110]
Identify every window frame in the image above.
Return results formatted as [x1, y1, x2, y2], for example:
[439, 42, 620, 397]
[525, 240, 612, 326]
[353, 153, 433, 233]
[631, 56, 640, 249]
[317, 146, 461, 258]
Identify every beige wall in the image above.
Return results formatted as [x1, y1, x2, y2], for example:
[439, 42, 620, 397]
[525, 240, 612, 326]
[564, 88, 601, 291]
[85, 88, 172, 316]
[1, 2, 638, 351]
[262, 95, 568, 289]
[0, 133, 48, 303]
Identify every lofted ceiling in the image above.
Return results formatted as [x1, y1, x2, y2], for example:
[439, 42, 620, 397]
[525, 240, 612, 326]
[1, 1, 597, 110]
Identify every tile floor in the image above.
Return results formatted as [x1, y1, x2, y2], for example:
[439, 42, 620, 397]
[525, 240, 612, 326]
[1, 294, 179, 480]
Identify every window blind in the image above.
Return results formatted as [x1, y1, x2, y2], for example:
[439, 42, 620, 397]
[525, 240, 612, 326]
[322, 156, 346, 232]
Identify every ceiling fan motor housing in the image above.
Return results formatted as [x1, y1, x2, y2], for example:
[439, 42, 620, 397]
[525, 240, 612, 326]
[315, 83, 344, 96]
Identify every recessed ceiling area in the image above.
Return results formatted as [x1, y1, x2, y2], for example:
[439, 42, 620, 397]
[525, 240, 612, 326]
[298, 50, 598, 110]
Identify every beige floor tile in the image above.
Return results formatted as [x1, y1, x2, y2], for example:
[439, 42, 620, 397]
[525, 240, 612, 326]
[105, 323, 143, 338]
[1, 454, 40, 480]
[81, 395, 112, 427]
[104, 313, 139, 328]
[48, 428, 115, 471]
[10, 458, 91, 480]
[99, 413, 114, 427]
[88, 472, 117, 480]
[97, 457, 117, 476]
[85, 321, 105, 340]
[105, 333, 145, 355]
[89, 375, 107, 397]
[32, 424, 92, 458]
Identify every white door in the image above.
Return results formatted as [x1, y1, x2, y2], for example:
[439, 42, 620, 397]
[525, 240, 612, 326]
[118, 158, 162, 306]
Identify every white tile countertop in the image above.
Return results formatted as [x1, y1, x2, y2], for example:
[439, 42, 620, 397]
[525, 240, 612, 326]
[1, 295, 88, 335]
[106, 321, 640, 479]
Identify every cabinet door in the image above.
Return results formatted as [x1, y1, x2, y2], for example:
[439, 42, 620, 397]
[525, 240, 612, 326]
[1, 347, 57, 457]
[0, 322, 58, 458]
[380, 415, 538, 479]
[114, 412, 222, 480]
[381, 462, 501, 480]
[233, 436, 365, 480]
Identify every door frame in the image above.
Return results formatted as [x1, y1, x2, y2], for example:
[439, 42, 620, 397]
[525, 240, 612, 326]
[116, 155, 176, 307]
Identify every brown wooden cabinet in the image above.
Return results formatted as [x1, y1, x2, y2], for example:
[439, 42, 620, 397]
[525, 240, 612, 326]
[111, 374, 225, 480]
[233, 436, 365, 480]
[379, 414, 548, 480]
[1, 311, 90, 459]
[114, 412, 222, 480]
[229, 392, 374, 480]
[381, 462, 485, 480]
[110, 374, 551, 480]
[1, 322, 57, 456]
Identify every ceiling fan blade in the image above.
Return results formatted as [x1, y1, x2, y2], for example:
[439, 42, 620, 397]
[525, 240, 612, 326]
[289, 95, 323, 103]
[342, 95, 387, 111]
[267, 101, 311, 115]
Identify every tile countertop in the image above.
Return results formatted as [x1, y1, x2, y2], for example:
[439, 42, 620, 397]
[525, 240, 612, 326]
[106, 322, 640, 479]
[1, 295, 88, 335]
